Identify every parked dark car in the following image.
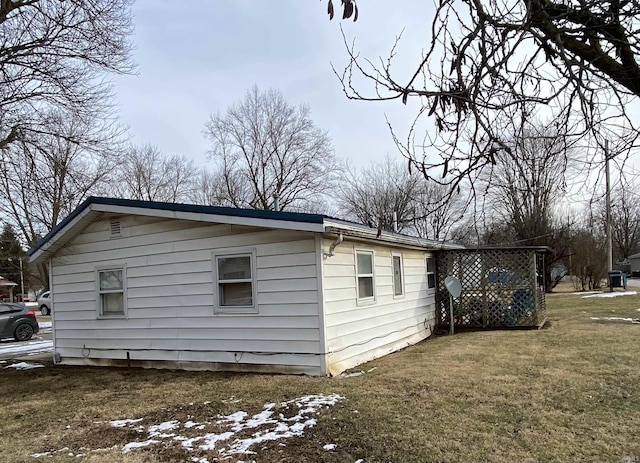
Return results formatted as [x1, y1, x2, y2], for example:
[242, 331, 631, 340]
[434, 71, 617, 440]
[0, 303, 39, 341]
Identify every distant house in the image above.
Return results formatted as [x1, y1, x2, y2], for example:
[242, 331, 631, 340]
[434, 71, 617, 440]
[629, 252, 640, 277]
[28, 197, 462, 376]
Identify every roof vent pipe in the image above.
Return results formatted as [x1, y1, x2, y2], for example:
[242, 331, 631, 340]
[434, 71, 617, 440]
[273, 193, 280, 212]
[393, 211, 398, 233]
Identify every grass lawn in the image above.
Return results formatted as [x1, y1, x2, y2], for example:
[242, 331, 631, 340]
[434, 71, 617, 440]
[2, 288, 640, 463]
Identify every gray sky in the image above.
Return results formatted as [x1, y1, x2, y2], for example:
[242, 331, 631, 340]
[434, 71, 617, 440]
[113, 1, 434, 169]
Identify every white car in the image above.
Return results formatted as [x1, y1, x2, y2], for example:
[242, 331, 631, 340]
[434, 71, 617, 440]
[37, 291, 52, 316]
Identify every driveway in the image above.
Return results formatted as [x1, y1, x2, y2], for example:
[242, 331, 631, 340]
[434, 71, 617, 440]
[0, 320, 52, 361]
[625, 278, 640, 290]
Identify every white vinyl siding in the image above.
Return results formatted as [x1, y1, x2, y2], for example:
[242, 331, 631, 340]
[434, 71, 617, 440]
[50, 216, 322, 375]
[323, 239, 436, 375]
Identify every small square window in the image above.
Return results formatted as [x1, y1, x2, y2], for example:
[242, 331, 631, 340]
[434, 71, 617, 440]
[426, 257, 436, 289]
[392, 254, 404, 296]
[356, 250, 375, 301]
[97, 267, 126, 317]
[215, 253, 256, 312]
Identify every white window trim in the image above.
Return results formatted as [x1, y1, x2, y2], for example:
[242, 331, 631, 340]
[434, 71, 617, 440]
[213, 249, 258, 314]
[426, 256, 437, 292]
[392, 252, 405, 298]
[95, 265, 127, 319]
[355, 249, 376, 304]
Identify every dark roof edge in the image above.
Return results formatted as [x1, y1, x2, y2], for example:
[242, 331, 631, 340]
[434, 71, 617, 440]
[28, 196, 325, 257]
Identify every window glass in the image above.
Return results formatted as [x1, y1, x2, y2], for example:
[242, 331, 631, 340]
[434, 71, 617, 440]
[359, 276, 374, 299]
[100, 270, 123, 291]
[393, 255, 403, 296]
[357, 252, 373, 275]
[98, 268, 125, 316]
[426, 257, 436, 289]
[218, 256, 251, 280]
[356, 251, 375, 300]
[216, 254, 255, 310]
[220, 282, 253, 306]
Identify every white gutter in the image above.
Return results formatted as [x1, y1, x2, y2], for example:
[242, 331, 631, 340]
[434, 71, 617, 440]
[322, 219, 465, 250]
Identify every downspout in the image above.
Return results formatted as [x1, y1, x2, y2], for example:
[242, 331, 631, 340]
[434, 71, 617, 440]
[323, 232, 343, 258]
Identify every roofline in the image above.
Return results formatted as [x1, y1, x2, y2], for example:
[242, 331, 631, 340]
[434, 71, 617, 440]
[28, 197, 325, 262]
[323, 219, 465, 250]
[28, 196, 465, 263]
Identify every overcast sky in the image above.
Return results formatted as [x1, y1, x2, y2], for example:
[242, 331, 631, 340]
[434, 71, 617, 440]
[113, 1, 435, 170]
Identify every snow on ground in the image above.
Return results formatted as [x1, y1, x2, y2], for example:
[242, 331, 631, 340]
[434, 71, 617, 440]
[0, 339, 52, 356]
[39, 322, 52, 330]
[5, 361, 44, 370]
[32, 394, 345, 461]
[582, 291, 638, 298]
[590, 317, 640, 324]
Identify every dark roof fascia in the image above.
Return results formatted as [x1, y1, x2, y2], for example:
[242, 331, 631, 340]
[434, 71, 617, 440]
[28, 196, 325, 257]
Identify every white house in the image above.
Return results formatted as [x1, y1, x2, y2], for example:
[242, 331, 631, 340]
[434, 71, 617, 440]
[29, 197, 462, 376]
[629, 252, 640, 277]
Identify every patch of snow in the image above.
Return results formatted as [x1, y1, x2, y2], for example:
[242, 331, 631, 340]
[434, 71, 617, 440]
[148, 420, 180, 436]
[323, 443, 337, 451]
[5, 361, 44, 370]
[582, 291, 637, 298]
[111, 393, 344, 459]
[590, 317, 640, 323]
[110, 418, 143, 428]
[122, 439, 159, 453]
[0, 339, 53, 356]
[39, 322, 52, 329]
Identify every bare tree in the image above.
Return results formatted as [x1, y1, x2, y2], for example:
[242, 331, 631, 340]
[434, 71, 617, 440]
[484, 124, 570, 244]
[0, 0, 134, 150]
[594, 180, 640, 261]
[411, 182, 466, 241]
[204, 86, 339, 212]
[337, 157, 465, 239]
[327, 0, 640, 189]
[568, 215, 607, 291]
[116, 145, 199, 203]
[0, 109, 125, 286]
[337, 158, 421, 232]
[478, 123, 574, 290]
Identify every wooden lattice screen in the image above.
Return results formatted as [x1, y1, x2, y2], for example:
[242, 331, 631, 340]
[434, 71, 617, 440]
[436, 248, 547, 329]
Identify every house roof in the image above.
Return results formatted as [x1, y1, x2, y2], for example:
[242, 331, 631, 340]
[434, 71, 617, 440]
[629, 252, 640, 259]
[28, 196, 463, 264]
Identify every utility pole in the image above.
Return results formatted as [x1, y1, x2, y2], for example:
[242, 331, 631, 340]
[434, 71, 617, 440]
[605, 140, 613, 273]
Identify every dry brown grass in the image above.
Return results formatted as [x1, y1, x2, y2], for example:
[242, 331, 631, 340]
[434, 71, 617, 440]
[2, 290, 640, 462]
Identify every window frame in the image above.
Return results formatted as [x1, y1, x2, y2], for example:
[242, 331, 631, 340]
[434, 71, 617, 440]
[426, 256, 437, 291]
[392, 252, 404, 297]
[95, 265, 127, 319]
[355, 249, 376, 304]
[213, 249, 257, 314]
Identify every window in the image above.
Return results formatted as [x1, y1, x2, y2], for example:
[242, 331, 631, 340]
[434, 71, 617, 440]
[215, 252, 256, 312]
[392, 254, 404, 296]
[97, 267, 126, 317]
[426, 257, 436, 289]
[356, 250, 375, 301]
